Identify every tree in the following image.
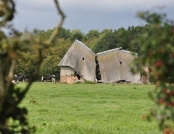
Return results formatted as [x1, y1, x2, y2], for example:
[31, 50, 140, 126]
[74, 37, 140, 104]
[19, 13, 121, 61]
[40, 56, 60, 79]
[39, 38, 72, 80]
[93, 29, 119, 53]
[83, 30, 100, 50]
[84, 29, 99, 40]
[132, 11, 174, 133]
[0, 0, 65, 133]
[70, 29, 84, 41]
[37, 27, 71, 46]
[16, 51, 37, 74]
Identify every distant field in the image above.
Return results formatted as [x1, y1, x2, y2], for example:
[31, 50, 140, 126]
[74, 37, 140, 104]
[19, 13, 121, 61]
[19, 83, 162, 134]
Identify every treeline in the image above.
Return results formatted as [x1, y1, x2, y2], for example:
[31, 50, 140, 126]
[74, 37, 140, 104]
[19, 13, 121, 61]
[12, 25, 151, 80]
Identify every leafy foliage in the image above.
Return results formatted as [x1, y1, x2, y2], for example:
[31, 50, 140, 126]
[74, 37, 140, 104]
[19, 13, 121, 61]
[0, 0, 65, 133]
[0, 85, 35, 133]
[93, 29, 118, 53]
[70, 29, 84, 41]
[132, 11, 174, 132]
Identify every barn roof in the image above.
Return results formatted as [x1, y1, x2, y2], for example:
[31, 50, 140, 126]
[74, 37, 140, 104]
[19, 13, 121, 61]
[96, 48, 140, 83]
[58, 40, 96, 81]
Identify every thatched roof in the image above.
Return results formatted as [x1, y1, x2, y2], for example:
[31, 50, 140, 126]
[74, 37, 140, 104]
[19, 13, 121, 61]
[97, 48, 140, 83]
[58, 40, 96, 81]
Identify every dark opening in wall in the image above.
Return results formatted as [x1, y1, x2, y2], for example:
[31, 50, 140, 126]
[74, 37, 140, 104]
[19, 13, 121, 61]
[74, 71, 80, 80]
[119, 61, 122, 64]
[82, 57, 84, 60]
[95, 56, 102, 81]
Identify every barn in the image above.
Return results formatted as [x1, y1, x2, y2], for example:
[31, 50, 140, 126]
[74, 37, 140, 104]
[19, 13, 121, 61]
[58, 40, 96, 84]
[58, 39, 141, 84]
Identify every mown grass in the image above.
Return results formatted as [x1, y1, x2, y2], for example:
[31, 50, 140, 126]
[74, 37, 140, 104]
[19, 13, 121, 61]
[19, 83, 162, 134]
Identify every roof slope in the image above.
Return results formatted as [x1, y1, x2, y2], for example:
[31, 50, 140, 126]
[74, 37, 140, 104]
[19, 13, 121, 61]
[97, 48, 140, 83]
[58, 40, 96, 81]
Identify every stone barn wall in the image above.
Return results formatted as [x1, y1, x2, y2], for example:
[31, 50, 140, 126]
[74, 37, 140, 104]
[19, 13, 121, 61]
[141, 67, 150, 85]
[60, 67, 78, 84]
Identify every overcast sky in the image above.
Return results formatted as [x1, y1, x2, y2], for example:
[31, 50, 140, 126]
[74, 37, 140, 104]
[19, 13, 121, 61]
[13, 0, 174, 33]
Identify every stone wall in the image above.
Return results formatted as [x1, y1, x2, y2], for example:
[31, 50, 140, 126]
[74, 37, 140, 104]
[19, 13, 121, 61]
[60, 75, 78, 84]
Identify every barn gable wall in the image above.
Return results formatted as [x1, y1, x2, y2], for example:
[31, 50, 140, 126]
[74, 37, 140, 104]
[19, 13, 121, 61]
[97, 49, 141, 83]
[97, 49, 121, 82]
[58, 40, 96, 82]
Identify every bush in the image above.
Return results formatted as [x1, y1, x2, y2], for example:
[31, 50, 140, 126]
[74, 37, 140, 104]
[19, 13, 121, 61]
[132, 11, 174, 131]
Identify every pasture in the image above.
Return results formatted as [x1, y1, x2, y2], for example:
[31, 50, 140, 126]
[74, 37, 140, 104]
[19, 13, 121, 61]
[19, 83, 162, 134]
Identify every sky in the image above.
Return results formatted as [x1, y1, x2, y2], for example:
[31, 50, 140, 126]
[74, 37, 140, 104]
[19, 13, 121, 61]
[12, 0, 174, 33]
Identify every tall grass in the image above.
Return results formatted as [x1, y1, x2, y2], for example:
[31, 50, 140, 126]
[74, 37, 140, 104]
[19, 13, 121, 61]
[19, 83, 161, 134]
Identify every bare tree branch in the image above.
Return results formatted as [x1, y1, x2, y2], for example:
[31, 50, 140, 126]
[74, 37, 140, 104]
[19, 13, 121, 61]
[15, 0, 66, 106]
[47, 0, 66, 45]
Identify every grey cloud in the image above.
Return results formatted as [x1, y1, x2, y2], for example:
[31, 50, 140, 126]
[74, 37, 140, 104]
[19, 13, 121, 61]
[13, 0, 174, 33]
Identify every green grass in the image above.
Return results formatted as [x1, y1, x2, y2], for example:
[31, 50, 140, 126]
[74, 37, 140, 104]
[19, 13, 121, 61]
[19, 83, 162, 134]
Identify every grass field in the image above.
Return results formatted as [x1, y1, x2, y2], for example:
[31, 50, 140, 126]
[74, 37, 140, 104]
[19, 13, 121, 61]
[19, 83, 162, 134]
